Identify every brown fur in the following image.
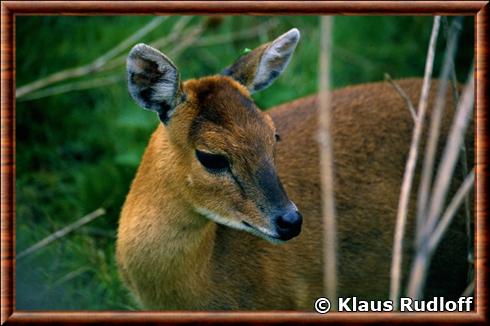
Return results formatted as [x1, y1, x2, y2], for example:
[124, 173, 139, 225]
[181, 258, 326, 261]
[116, 77, 470, 310]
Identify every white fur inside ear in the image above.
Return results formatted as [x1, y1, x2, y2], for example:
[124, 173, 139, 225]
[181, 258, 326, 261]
[252, 28, 300, 93]
[127, 43, 179, 117]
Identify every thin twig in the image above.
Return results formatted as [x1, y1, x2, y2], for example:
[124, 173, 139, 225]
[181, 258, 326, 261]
[318, 16, 337, 309]
[428, 169, 474, 253]
[33, 266, 92, 300]
[17, 208, 106, 260]
[16, 17, 166, 98]
[462, 279, 475, 297]
[96, 16, 195, 73]
[50, 266, 91, 289]
[384, 73, 417, 122]
[18, 75, 124, 102]
[92, 17, 167, 69]
[442, 17, 463, 107]
[423, 67, 475, 245]
[390, 16, 441, 308]
[169, 23, 205, 58]
[442, 17, 474, 280]
[152, 16, 195, 49]
[416, 17, 463, 247]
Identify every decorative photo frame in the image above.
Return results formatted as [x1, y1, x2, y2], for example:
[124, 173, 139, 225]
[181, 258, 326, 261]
[1, 1, 487, 324]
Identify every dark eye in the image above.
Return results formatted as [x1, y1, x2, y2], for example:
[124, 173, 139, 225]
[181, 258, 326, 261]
[275, 133, 281, 142]
[195, 149, 230, 172]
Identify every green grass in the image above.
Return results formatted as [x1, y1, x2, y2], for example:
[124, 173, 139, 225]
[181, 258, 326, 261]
[15, 16, 473, 310]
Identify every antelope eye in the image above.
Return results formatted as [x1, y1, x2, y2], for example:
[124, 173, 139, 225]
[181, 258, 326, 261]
[275, 133, 281, 142]
[195, 149, 230, 172]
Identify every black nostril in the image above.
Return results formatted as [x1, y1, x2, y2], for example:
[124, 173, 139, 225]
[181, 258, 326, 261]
[275, 210, 302, 240]
[276, 216, 291, 230]
[277, 210, 302, 228]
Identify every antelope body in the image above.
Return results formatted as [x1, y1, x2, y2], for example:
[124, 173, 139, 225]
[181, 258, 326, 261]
[116, 29, 469, 310]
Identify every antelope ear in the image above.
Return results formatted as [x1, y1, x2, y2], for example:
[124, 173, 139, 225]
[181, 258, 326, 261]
[127, 44, 184, 124]
[222, 28, 300, 93]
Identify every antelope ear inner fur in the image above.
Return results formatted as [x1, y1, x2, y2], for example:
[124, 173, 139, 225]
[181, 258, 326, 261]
[127, 43, 184, 124]
[222, 28, 300, 93]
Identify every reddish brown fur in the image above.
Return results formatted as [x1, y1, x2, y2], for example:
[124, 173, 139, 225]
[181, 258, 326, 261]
[116, 77, 470, 310]
[271, 79, 470, 299]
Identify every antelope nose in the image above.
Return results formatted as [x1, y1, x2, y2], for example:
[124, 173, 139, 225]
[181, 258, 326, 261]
[274, 209, 302, 240]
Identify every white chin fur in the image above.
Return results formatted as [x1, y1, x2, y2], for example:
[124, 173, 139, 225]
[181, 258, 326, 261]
[194, 206, 284, 244]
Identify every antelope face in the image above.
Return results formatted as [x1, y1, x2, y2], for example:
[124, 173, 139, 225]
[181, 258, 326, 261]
[180, 77, 302, 242]
[127, 29, 302, 243]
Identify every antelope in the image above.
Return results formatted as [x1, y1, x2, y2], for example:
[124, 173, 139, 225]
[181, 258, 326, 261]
[116, 28, 470, 310]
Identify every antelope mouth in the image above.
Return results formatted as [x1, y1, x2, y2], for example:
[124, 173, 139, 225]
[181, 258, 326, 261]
[241, 221, 285, 244]
[194, 205, 286, 244]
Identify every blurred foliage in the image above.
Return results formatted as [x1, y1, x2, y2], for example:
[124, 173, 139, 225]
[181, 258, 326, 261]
[15, 16, 473, 310]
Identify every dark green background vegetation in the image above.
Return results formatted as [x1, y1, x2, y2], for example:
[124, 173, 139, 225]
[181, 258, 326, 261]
[16, 16, 473, 310]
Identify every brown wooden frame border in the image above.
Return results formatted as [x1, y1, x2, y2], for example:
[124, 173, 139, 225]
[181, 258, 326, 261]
[1, 1, 488, 324]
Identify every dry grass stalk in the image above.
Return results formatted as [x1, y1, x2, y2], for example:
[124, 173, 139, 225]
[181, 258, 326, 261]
[462, 279, 475, 297]
[18, 75, 124, 102]
[416, 17, 463, 247]
[422, 67, 474, 248]
[49, 266, 91, 289]
[428, 168, 474, 254]
[168, 22, 206, 58]
[442, 17, 463, 108]
[389, 16, 441, 307]
[17, 208, 106, 260]
[384, 73, 417, 122]
[442, 17, 473, 277]
[318, 16, 337, 308]
[151, 16, 194, 49]
[407, 71, 474, 299]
